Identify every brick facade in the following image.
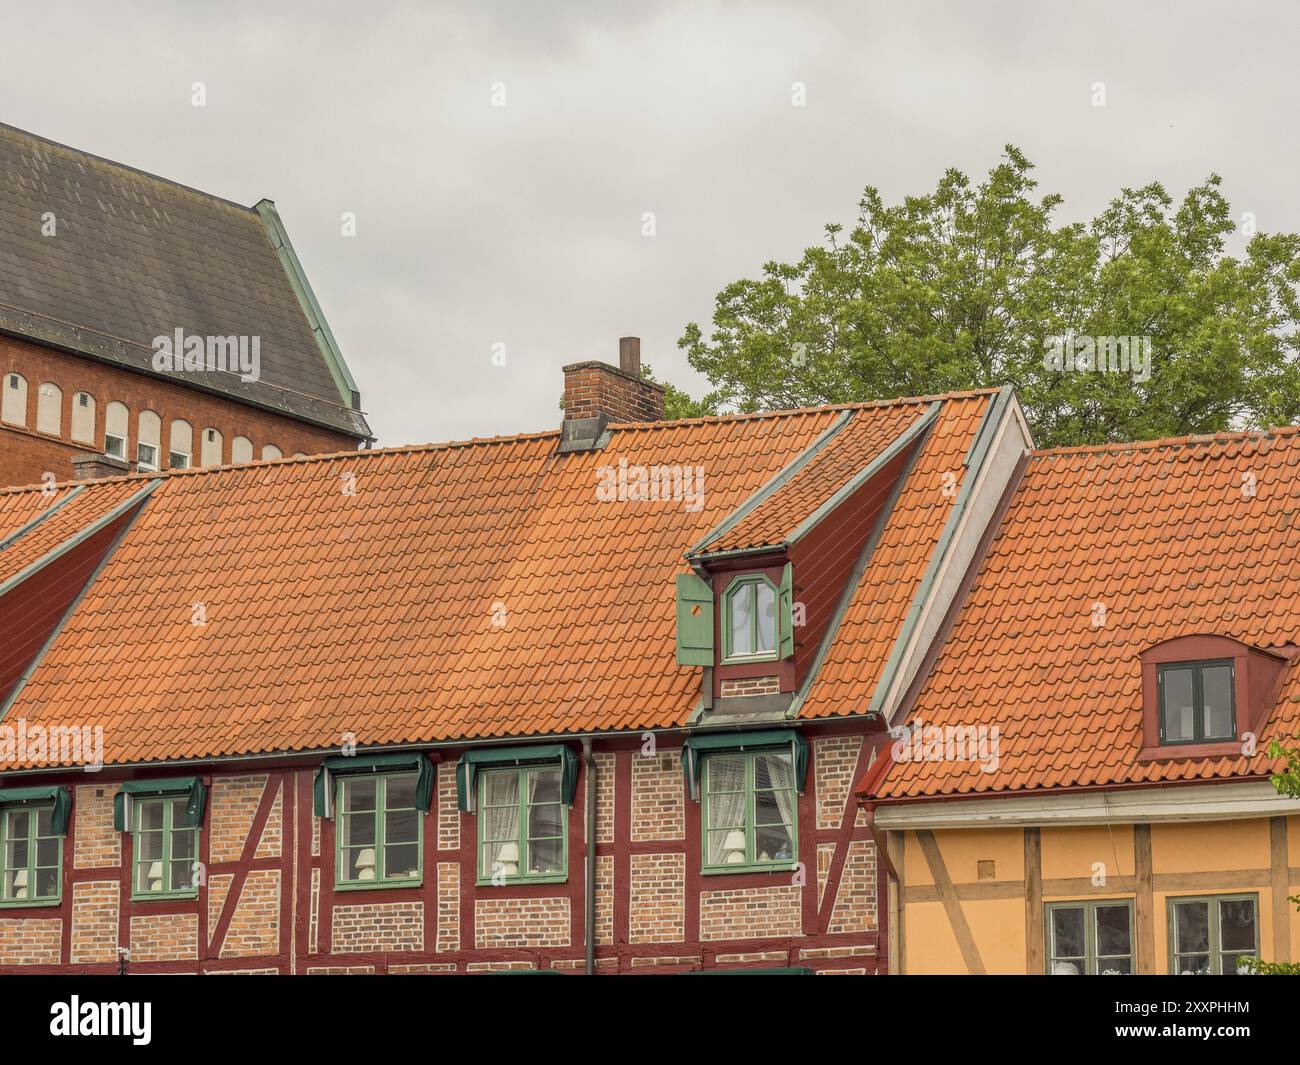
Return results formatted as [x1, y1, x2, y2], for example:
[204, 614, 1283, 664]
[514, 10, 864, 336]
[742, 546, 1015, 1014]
[0, 336, 360, 488]
[0, 724, 882, 974]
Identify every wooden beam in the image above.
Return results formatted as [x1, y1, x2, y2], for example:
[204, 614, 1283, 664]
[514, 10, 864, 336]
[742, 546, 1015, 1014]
[1134, 824, 1155, 974]
[904, 881, 1025, 902]
[1270, 817, 1291, 964]
[888, 830, 904, 975]
[916, 829, 985, 974]
[1024, 827, 1043, 975]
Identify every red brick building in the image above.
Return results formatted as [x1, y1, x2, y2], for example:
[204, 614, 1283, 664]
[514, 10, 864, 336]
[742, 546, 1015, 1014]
[0, 349, 1030, 973]
[0, 122, 371, 489]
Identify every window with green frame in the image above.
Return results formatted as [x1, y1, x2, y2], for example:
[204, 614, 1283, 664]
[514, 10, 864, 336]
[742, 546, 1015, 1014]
[1169, 894, 1258, 975]
[477, 765, 567, 884]
[722, 574, 778, 662]
[133, 795, 199, 899]
[0, 804, 61, 906]
[1046, 899, 1133, 974]
[336, 772, 422, 888]
[1158, 660, 1235, 743]
[702, 748, 797, 872]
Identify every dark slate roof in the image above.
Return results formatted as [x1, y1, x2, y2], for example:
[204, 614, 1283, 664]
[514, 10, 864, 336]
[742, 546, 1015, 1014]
[0, 122, 370, 439]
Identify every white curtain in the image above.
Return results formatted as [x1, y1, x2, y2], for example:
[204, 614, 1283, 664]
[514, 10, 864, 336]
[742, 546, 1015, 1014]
[706, 757, 747, 864]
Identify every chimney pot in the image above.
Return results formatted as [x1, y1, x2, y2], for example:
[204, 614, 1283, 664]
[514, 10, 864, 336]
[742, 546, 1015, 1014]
[619, 336, 641, 376]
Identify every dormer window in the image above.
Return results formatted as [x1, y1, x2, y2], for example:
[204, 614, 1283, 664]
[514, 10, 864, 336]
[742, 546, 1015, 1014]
[723, 575, 778, 661]
[1139, 636, 1290, 759]
[1158, 660, 1235, 743]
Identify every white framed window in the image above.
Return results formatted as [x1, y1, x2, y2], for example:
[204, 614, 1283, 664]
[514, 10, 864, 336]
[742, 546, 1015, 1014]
[104, 401, 129, 460]
[2, 373, 27, 427]
[137, 410, 161, 471]
[168, 419, 192, 469]
[1047, 899, 1133, 975]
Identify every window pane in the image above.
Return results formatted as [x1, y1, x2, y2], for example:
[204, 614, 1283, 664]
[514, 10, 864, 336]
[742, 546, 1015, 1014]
[385, 776, 416, 810]
[1174, 901, 1210, 953]
[343, 847, 377, 881]
[1095, 905, 1131, 957]
[754, 789, 791, 827]
[482, 772, 517, 808]
[482, 803, 519, 844]
[139, 801, 165, 832]
[35, 867, 58, 898]
[528, 836, 563, 874]
[528, 802, 563, 840]
[384, 844, 419, 879]
[342, 812, 375, 848]
[1221, 953, 1252, 975]
[385, 809, 418, 847]
[482, 840, 520, 877]
[1051, 907, 1085, 960]
[729, 582, 753, 654]
[1201, 665, 1234, 739]
[136, 830, 163, 863]
[529, 768, 561, 805]
[1175, 954, 1210, 975]
[754, 822, 794, 862]
[1161, 668, 1195, 741]
[707, 754, 745, 792]
[708, 829, 747, 866]
[754, 751, 793, 790]
[755, 580, 776, 652]
[8, 810, 30, 840]
[1218, 898, 1256, 952]
[1098, 957, 1132, 975]
[36, 809, 54, 837]
[35, 837, 59, 868]
[343, 778, 376, 813]
[169, 859, 193, 892]
[5, 836, 29, 871]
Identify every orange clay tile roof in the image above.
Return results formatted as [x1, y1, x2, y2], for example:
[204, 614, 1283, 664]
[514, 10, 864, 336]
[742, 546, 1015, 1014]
[1, 408, 850, 767]
[870, 427, 1300, 801]
[800, 392, 994, 719]
[698, 400, 934, 554]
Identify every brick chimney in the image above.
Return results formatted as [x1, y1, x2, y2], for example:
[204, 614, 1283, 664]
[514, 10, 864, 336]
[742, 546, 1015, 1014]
[71, 451, 132, 480]
[559, 337, 666, 452]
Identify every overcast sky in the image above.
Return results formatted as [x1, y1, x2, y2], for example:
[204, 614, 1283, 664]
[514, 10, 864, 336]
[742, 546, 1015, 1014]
[1, 0, 1295, 446]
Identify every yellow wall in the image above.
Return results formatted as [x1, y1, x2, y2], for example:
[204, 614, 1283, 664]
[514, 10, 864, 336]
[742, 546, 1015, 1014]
[898, 815, 1298, 975]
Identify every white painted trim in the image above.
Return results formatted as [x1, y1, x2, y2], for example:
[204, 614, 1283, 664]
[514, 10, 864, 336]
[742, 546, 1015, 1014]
[873, 781, 1300, 830]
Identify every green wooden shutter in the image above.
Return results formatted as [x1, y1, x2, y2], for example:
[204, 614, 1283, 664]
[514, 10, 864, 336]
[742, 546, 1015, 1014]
[778, 563, 794, 659]
[675, 572, 714, 666]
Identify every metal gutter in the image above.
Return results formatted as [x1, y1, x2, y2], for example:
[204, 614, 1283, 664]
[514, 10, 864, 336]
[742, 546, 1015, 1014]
[0, 479, 161, 599]
[0, 484, 85, 551]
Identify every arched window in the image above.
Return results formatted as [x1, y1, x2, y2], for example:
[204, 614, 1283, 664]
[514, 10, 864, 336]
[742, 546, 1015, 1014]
[231, 436, 253, 464]
[36, 382, 62, 436]
[168, 419, 193, 469]
[200, 428, 223, 467]
[104, 402, 129, 459]
[137, 410, 161, 471]
[261, 444, 283, 461]
[71, 391, 96, 444]
[1, 373, 27, 427]
[723, 574, 778, 661]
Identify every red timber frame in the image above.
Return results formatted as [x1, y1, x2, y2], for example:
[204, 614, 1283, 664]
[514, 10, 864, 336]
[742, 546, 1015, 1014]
[0, 722, 887, 974]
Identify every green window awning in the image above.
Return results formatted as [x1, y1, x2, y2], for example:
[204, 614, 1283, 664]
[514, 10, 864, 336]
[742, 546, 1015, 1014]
[313, 751, 434, 819]
[680, 730, 809, 801]
[455, 744, 580, 812]
[112, 777, 206, 831]
[0, 785, 72, 835]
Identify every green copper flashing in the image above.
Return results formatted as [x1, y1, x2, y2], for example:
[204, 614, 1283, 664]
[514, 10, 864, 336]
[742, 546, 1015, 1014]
[254, 199, 365, 420]
[687, 410, 854, 558]
[0, 485, 84, 552]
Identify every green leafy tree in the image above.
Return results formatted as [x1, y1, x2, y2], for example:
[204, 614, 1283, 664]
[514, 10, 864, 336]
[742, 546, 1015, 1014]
[676, 147, 1300, 447]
